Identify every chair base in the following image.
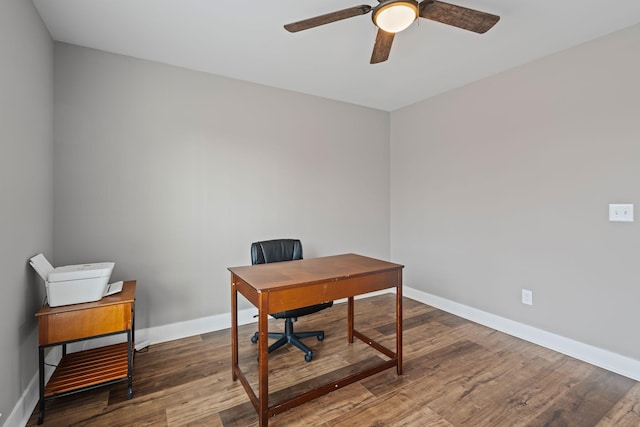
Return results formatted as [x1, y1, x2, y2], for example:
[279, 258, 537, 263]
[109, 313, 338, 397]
[251, 317, 325, 362]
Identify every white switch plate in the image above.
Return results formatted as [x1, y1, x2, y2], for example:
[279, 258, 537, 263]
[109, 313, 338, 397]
[609, 204, 634, 222]
[522, 289, 533, 306]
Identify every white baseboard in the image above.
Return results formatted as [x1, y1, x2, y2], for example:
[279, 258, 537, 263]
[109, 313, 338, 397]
[403, 286, 640, 381]
[136, 306, 258, 348]
[134, 291, 389, 348]
[6, 347, 61, 427]
[13, 287, 638, 427]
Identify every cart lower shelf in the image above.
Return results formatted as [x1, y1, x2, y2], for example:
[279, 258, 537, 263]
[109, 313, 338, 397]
[45, 342, 132, 397]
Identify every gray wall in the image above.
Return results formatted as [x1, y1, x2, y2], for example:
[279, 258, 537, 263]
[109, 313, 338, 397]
[0, 0, 53, 422]
[53, 43, 391, 330]
[391, 23, 640, 360]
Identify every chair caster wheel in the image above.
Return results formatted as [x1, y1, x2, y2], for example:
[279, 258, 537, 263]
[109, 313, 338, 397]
[317, 332, 324, 341]
[251, 334, 258, 344]
[305, 353, 313, 362]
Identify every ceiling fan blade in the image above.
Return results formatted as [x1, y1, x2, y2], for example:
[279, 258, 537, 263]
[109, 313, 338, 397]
[419, 0, 500, 34]
[370, 29, 395, 64]
[284, 5, 372, 33]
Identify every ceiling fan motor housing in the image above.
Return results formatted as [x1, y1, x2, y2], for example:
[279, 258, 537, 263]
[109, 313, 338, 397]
[372, 0, 419, 33]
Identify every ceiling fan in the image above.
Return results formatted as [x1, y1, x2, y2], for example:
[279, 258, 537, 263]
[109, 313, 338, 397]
[284, 0, 500, 64]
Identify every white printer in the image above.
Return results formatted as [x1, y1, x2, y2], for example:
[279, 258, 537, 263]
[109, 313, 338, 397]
[29, 253, 118, 307]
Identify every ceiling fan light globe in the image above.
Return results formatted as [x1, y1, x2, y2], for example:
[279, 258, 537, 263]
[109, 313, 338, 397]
[372, 0, 418, 33]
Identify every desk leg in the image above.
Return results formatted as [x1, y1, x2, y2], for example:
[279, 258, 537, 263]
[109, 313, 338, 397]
[396, 273, 403, 375]
[347, 296, 354, 344]
[37, 346, 45, 424]
[257, 292, 269, 427]
[231, 277, 238, 381]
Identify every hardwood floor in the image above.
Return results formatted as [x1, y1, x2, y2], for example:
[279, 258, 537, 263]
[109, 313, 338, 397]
[27, 294, 640, 426]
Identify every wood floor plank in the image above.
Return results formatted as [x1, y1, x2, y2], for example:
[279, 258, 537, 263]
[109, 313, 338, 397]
[326, 390, 452, 427]
[28, 389, 111, 426]
[26, 295, 639, 427]
[596, 382, 640, 426]
[529, 366, 636, 426]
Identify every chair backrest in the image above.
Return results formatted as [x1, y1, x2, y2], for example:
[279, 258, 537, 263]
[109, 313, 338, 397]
[251, 239, 303, 265]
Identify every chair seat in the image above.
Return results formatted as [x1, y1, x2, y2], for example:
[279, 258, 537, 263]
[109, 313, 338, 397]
[271, 301, 333, 319]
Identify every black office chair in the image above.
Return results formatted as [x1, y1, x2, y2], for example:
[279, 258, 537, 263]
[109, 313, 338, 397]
[250, 239, 333, 362]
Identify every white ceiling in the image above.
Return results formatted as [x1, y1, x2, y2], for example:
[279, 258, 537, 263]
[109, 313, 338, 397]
[33, 0, 640, 111]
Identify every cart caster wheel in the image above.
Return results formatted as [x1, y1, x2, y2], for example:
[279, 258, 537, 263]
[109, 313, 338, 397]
[128, 387, 133, 399]
[317, 332, 324, 341]
[251, 334, 258, 344]
[305, 352, 313, 362]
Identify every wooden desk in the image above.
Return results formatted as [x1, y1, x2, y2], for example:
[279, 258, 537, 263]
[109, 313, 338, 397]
[35, 280, 136, 424]
[229, 254, 403, 427]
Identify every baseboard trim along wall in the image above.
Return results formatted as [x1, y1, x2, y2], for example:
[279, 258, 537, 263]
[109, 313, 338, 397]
[403, 287, 640, 382]
[12, 288, 639, 426]
[6, 347, 60, 427]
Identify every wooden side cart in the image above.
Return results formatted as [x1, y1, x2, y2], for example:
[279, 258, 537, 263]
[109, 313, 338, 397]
[35, 280, 136, 424]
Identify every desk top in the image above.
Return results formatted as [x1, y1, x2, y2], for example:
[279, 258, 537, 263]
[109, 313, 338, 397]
[35, 280, 136, 317]
[228, 253, 403, 292]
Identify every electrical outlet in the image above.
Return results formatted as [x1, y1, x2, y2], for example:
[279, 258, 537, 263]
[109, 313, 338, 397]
[522, 289, 533, 306]
[609, 204, 634, 222]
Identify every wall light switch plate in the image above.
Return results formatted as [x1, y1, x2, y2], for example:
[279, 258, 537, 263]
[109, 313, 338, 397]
[609, 204, 634, 222]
